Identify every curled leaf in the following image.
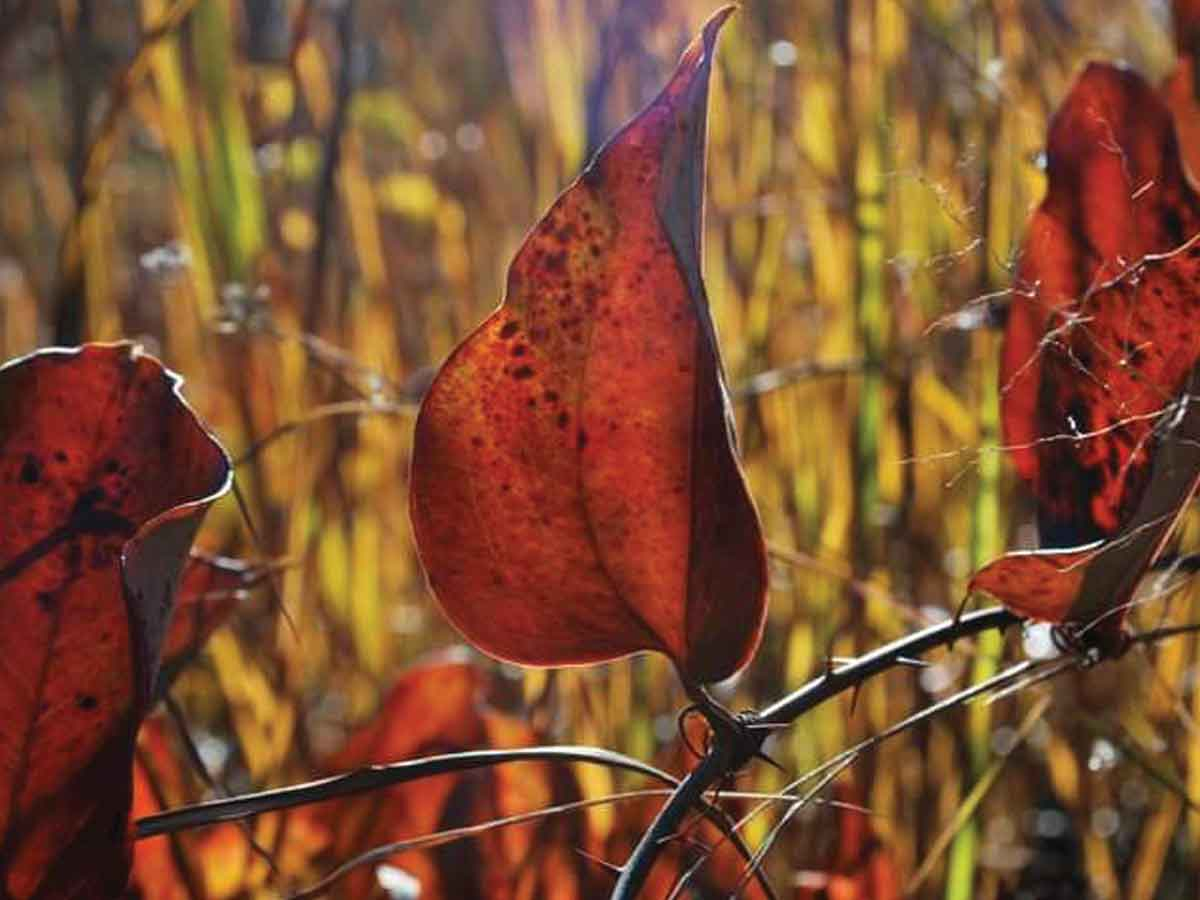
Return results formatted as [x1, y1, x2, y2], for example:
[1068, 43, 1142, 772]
[975, 364, 1200, 653]
[409, 6, 767, 685]
[0, 343, 231, 897]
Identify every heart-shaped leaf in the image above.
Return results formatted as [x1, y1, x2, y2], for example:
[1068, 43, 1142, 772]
[409, 6, 767, 685]
[0, 343, 231, 898]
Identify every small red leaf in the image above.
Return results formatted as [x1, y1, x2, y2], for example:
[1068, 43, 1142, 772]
[1001, 63, 1200, 548]
[977, 363, 1200, 651]
[0, 343, 230, 898]
[409, 6, 767, 685]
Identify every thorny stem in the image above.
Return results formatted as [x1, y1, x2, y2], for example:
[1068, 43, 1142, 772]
[135, 607, 1038, 900]
[136, 746, 676, 838]
[607, 607, 1018, 900]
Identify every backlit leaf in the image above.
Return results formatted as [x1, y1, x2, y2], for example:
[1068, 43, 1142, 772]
[409, 6, 767, 685]
[982, 63, 1200, 651]
[1001, 63, 1200, 548]
[0, 343, 231, 898]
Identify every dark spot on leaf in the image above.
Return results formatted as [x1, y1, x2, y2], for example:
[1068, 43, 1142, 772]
[512, 345, 527, 357]
[75, 694, 97, 711]
[544, 390, 559, 404]
[499, 322, 519, 339]
[53, 451, 67, 463]
[103, 459, 119, 474]
[20, 454, 40, 484]
[577, 429, 588, 450]
[557, 411, 569, 428]
[36, 592, 54, 612]
[513, 366, 535, 380]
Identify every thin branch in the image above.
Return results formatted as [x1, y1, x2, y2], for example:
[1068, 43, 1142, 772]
[304, 0, 357, 332]
[609, 607, 1018, 900]
[233, 400, 415, 466]
[135, 746, 674, 838]
[732, 358, 869, 400]
[609, 739, 734, 900]
[756, 606, 1018, 726]
[290, 788, 677, 900]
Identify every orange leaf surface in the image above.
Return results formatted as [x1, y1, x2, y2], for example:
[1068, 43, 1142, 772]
[312, 654, 606, 899]
[409, 6, 767, 685]
[0, 343, 231, 898]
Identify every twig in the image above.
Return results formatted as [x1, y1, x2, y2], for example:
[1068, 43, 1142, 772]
[135, 745, 670, 838]
[610, 739, 734, 899]
[756, 607, 1018, 726]
[609, 607, 1018, 900]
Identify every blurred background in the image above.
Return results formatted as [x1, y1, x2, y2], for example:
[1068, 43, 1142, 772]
[2, 0, 1199, 897]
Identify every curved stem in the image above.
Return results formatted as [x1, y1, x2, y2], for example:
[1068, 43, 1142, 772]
[609, 606, 1019, 899]
[757, 606, 1017, 726]
[135, 745, 672, 839]
[610, 739, 733, 900]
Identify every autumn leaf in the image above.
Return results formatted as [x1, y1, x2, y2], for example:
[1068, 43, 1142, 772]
[0, 343, 231, 898]
[310, 654, 607, 899]
[972, 365, 1200, 654]
[980, 63, 1200, 650]
[1001, 62, 1200, 548]
[409, 5, 767, 686]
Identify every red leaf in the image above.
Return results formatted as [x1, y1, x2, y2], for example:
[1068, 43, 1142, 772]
[974, 372, 1200, 653]
[0, 343, 231, 898]
[409, 6, 767, 685]
[1001, 63, 1200, 548]
[313, 654, 605, 899]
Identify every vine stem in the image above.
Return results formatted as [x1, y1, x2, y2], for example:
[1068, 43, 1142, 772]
[136, 746, 673, 839]
[608, 606, 1018, 900]
[609, 739, 733, 898]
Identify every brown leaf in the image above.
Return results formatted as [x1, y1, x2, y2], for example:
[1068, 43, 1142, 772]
[0, 343, 231, 898]
[409, 5, 767, 685]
